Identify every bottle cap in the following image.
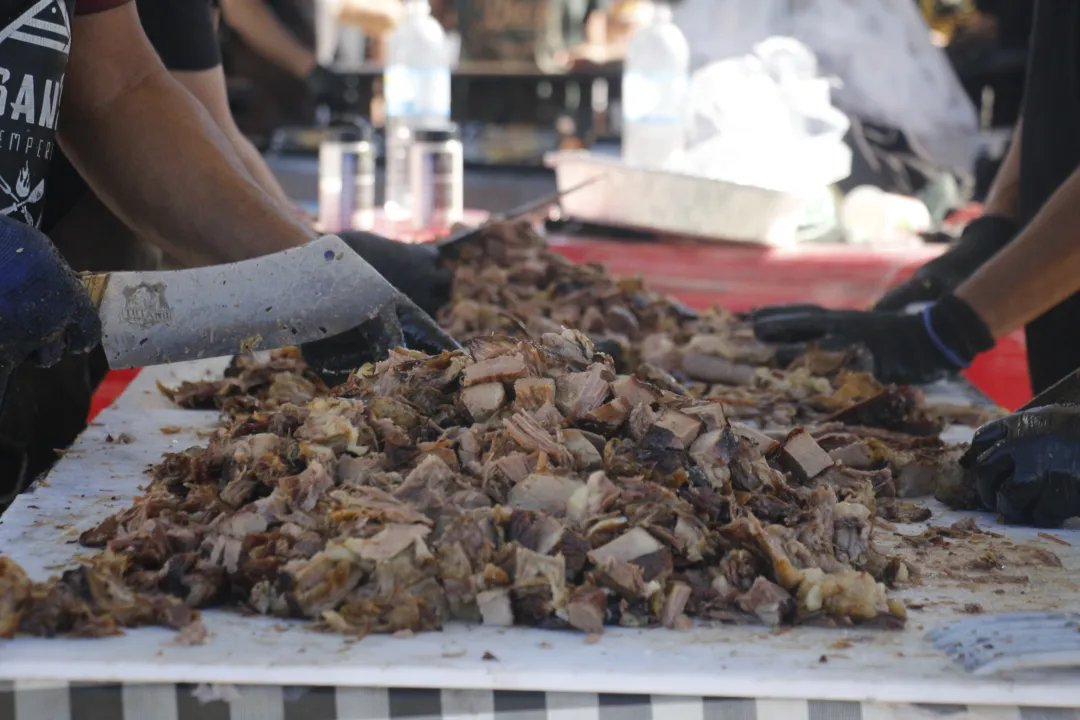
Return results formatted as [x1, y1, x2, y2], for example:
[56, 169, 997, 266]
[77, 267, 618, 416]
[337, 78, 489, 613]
[326, 118, 374, 143]
[412, 123, 460, 143]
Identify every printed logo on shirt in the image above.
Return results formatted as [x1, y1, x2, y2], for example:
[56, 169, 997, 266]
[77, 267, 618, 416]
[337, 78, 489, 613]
[0, 0, 72, 227]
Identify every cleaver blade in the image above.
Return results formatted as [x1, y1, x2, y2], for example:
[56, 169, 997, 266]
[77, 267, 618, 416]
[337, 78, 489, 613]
[81, 236, 398, 368]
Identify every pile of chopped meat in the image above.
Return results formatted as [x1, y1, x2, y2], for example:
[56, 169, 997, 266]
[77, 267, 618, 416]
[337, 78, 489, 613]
[439, 222, 702, 368]
[0, 221, 985, 639]
[437, 221, 977, 431]
[3, 335, 930, 639]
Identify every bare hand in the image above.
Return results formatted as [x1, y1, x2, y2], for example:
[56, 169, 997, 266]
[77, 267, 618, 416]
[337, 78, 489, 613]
[338, 0, 403, 38]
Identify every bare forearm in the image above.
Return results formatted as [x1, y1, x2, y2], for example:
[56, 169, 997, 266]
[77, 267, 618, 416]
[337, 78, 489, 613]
[60, 68, 313, 266]
[982, 119, 1022, 219]
[221, 0, 316, 78]
[168, 67, 292, 210]
[957, 157, 1080, 337]
[233, 132, 291, 207]
[338, 0, 402, 36]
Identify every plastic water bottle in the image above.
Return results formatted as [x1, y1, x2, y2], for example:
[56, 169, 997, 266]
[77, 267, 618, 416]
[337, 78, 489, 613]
[621, 1, 690, 168]
[383, 0, 451, 222]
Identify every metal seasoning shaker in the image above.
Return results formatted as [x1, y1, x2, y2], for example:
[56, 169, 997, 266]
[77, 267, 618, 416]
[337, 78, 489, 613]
[408, 124, 464, 233]
[318, 120, 375, 233]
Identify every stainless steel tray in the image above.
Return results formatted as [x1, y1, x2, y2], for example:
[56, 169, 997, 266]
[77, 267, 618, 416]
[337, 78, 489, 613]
[545, 150, 806, 245]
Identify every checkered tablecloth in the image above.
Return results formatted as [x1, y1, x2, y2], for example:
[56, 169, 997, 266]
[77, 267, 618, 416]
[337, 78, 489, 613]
[0, 683, 1073, 720]
[0, 375, 1044, 720]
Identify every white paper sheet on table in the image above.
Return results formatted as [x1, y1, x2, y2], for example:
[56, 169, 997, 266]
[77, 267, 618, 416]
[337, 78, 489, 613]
[2, 359, 1080, 709]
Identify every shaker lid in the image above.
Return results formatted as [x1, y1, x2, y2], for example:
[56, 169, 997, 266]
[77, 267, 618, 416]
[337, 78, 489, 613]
[412, 123, 460, 143]
[326, 118, 374, 143]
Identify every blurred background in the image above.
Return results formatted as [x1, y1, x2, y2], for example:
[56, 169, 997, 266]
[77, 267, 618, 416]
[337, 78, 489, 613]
[110, 0, 1031, 411]
[222, 0, 1030, 209]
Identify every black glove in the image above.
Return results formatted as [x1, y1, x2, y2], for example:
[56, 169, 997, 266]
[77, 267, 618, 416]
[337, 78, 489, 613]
[336, 230, 453, 317]
[300, 293, 458, 385]
[960, 405, 1080, 527]
[0, 215, 99, 367]
[874, 215, 1016, 311]
[300, 235, 459, 383]
[305, 65, 355, 112]
[751, 293, 994, 385]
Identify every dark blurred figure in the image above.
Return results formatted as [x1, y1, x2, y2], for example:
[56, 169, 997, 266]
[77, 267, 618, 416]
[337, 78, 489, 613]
[221, 0, 354, 144]
[945, 1, 1033, 199]
[946, 0, 1032, 128]
[843, 1, 1032, 206]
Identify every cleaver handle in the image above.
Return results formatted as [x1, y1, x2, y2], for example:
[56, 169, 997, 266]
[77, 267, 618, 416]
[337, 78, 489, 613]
[80, 272, 111, 309]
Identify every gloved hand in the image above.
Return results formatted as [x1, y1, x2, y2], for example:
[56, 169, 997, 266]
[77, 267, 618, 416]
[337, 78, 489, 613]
[751, 293, 994, 385]
[337, 231, 453, 317]
[304, 65, 355, 112]
[0, 216, 99, 373]
[300, 235, 459, 384]
[300, 291, 458, 385]
[874, 215, 1016, 311]
[960, 405, 1080, 527]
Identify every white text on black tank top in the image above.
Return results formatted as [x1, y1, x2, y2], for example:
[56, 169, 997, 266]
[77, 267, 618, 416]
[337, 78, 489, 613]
[0, 0, 72, 227]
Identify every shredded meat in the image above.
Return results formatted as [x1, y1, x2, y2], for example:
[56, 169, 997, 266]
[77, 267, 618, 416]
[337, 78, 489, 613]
[2, 335, 924, 639]
[1, 222, 977, 639]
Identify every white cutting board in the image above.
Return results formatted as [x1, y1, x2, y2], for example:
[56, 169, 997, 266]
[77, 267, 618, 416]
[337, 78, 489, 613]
[2, 360, 1079, 708]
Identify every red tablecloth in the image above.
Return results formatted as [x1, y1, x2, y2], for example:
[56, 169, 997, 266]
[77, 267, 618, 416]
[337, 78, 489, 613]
[548, 235, 1030, 410]
[88, 235, 1031, 421]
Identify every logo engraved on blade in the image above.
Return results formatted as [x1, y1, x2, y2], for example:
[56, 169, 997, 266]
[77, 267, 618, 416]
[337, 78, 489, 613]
[121, 282, 172, 328]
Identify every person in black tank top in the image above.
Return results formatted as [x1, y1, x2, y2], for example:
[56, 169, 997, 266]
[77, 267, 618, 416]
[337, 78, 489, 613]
[0, 0, 131, 511]
[219, 0, 352, 142]
[750, 2, 1080, 393]
[1, 0, 325, 508]
[13, 0, 300, 512]
[42, 0, 293, 244]
[750, 0, 1080, 527]
[1, 0, 450, 511]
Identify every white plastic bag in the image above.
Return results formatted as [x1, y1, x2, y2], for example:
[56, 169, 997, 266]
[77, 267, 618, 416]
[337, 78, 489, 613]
[668, 37, 851, 195]
[671, 0, 979, 172]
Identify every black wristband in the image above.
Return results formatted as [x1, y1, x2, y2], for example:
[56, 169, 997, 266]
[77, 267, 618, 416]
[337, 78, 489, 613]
[925, 293, 996, 368]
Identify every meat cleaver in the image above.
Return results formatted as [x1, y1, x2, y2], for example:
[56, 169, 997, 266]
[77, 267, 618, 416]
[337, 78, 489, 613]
[80, 235, 454, 370]
[435, 176, 602, 255]
[1018, 368, 1080, 411]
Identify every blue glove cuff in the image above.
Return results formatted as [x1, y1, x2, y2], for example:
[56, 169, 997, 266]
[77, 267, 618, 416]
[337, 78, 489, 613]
[922, 306, 971, 369]
[921, 294, 995, 370]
